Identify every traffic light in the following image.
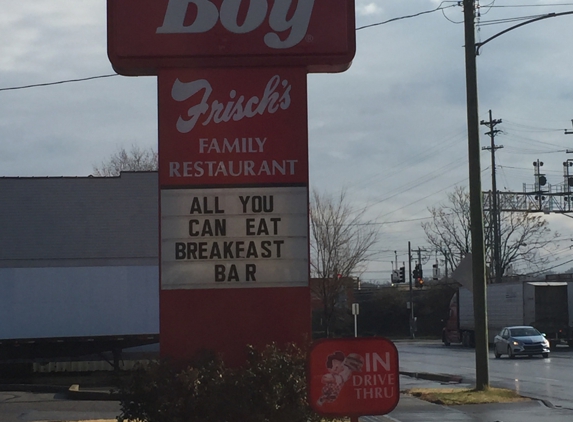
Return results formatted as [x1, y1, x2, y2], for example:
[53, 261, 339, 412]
[413, 263, 424, 288]
[412, 263, 422, 279]
[399, 266, 405, 283]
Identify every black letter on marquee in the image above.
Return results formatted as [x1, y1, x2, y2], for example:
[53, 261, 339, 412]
[246, 264, 257, 281]
[215, 265, 226, 282]
[228, 264, 240, 281]
[175, 242, 186, 260]
[190, 197, 202, 214]
[189, 219, 199, 236]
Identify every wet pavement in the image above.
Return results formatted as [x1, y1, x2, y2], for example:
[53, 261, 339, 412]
[367, 395, 573, 422]
[4, 363, 571, 422]
[369, 373, 573, 422]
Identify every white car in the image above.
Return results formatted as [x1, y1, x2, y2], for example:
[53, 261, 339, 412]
[493, 326, 550, 359]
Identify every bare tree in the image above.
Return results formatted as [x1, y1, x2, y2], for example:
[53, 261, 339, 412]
[496, 211, 559, 276]
[422, 187, 472, 272]
[92, 145, 158, 176]
[422, 186, 560, 278]
[310, 189, 378, 337]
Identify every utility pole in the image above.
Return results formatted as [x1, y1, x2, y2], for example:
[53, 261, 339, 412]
[462, 7, 573, 392]
[481, 110, 503, 284]
[463, 0, 489, 391]
[408, 241, 414, 339]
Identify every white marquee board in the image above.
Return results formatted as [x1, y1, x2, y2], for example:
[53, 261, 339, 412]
[161, 186, 308, 289]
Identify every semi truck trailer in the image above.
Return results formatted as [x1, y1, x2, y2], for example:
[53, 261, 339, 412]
[442, 280, 573, 349]
[0, 172, 160, 368]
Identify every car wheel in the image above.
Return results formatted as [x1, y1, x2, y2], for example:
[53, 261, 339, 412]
[508, 346, 515, 359]
[542, 353, 549, 358]
[494, 348, 501, 359]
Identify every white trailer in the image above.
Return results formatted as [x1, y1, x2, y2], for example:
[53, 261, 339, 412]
[0, 172, 159, 365]
[443, 281, 573, 348]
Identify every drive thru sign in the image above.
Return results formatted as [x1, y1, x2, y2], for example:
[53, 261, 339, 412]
[308, 338, 400, 418]
[108, 0, 356, 366]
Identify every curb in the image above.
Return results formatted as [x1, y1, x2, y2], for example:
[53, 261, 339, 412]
[400, 371, 463, 384]
[67, 384, 119, 401]
[0, 384, 69, 394]
[0, 383, 119, 401]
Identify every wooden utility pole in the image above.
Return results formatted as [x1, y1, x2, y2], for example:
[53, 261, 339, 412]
[481, 110, 503, 283]
[463, 0, 489, 390]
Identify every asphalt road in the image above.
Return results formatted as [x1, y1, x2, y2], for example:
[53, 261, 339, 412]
[395, 339, 573, 409]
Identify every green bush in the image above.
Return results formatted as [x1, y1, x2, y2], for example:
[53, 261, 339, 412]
[117, 344, 325, 422]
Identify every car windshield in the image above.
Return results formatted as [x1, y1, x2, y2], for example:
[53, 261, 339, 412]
[510, 327, 540, 337]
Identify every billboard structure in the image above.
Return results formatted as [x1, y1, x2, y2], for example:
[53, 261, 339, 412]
[108, 0, 356, 365]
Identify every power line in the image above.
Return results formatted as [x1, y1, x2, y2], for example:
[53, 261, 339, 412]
[526, 256, 573, 275]
[2, 4, 460, 93]
[356, 2, 459, 30]
[0, 74, 118, 92]
[502, 120, 565, 132]
[2, 2, 569, 92]
[489, 3, 573, 8]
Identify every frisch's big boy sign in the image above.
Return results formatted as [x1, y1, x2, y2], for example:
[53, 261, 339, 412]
[107, 0, 356, 367]
[108, 0, 356, 74]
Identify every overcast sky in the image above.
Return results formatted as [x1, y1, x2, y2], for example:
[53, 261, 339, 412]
[3, 1, 573, 282]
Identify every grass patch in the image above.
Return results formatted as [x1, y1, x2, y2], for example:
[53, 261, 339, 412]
[407, 387, 529, 405]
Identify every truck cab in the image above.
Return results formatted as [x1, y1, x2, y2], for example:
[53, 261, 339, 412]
[442, 291, 475, 347]
[442, 292, 461, 346]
